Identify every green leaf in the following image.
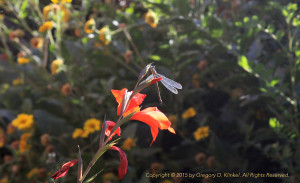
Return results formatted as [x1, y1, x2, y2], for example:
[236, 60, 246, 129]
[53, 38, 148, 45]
[83, 169, 104, 183]
[238, 56, 252, 73]
[270, 79, 279, 87]
[269, 118, 281, 128]
[211, 29, 223, 38]
[150, 55, 161, 61]
[19, 0, 28, 19]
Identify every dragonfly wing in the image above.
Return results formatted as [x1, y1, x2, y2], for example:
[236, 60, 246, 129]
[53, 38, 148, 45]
[157, 74, 182, 89]
[160, 79, 178, 94]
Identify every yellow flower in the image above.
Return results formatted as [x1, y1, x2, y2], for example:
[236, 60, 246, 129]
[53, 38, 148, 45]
[30, 37, 44, 49]
[121, 138, 136, 150]
[21, 133, 32, 141]
[17, 57, 30, 65]
[84, 18, 96, 34]
[83, 118, 101, 133]
[0, 177, 8, 183]
[19, 140, 31, 153]
[12, 77, 24, 86]
[168, 114, 178, 126]
[51, 0, 72, 4]
[193, 126, 210, 141]
[72, 128, 89, 139]
[102, 172, 118, 181]
[145, 11, 158, 28]
[60, 5, 70, 22]
[38, 21, 54, 33]
[51, 59, 64, 74]
[99, 27, 111, 45]
[26, 168, 39, 179]
[182, 107, 196, 119]
[12, 114, 34, 131]
[43, 5, 52, 20]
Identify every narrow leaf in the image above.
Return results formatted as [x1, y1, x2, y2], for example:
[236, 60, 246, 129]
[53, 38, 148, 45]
[83, 169, 104, 183]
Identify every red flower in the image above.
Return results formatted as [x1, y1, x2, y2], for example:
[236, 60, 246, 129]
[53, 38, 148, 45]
[51, 159, 78, 180]
[130, 107, 175, 145]
[105, 121, 121, 141]
[111, 88, 146, 117]
[109, 146, 128, 180]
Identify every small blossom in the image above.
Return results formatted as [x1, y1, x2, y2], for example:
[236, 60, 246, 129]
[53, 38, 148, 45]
[105, 121, 121, 141]
[41, 134, 50, 146]
[145, 11, 158, 28]
[27, 168, 39, 179]
[72, 128, 89, 139]
[206, 156, 215, 168]
[99, 27, 111, 45]
[182, 107, 196, 119]
[193, 126, 210, 141]
[0, 134, 6, 148]
[123, 50, 133, 64]
[4, 155, 13, 163]
[102, 172, 118, 181]
[84, 18, 96, 34]
[61, 83, 72, 96]
[197, 60, 207, 71]
[9, 29, 25, 41]
[0, 178, 8, 183]
[6, 123, 16, 134]
[51, 0, 72, 4]
[83, 118, 101, 133]
[121, 138, 136, 150]
[12, 77, 24, 86]
[194, 152, 206, 164]
[19, 139, 31, 153]
[38, 21, 54, 33]
[161, 180, 173, 183]
[17, 57, 30, 65]
[51, 59, 64, 74]
[12, 114, 34, 130]
[30, 37, 44, 49]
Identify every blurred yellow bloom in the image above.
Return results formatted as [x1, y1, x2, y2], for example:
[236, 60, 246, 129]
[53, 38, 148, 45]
[61, 6, 70, 22]
[51, 59, 64, 74]
[121, 138, 136, 150]
[99, 27, 111, 45]
[84, 18, 96, 34]
[6, 123, 16, 134]
[51, 0, 72, 3]
[72, 128, 89, 139]
[83, 118, 101, 133]
[12, 77, 24, 86]
[193, 126, 210, 141]
[18, 57, 30, 65]
[26, 168, 39, 179]
[21, 133, 32, 141]
[182, 107, 196, 119]
[43, 5, 52, 20]
[30, 37, 44, 49]
[145, 11, 158, 28]
[0, 178, 8, 183]
[102, 172, 118, 181]
[12, 114, 34, 131]
[19, 139, 31, 153]
[38, 21, 54, 33]
[0, 14, 4, 20]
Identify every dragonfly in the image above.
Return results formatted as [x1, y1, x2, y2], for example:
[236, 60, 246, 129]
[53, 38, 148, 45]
[141, 63, 182, 103]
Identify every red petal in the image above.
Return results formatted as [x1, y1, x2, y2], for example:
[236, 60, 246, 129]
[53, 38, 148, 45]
[111, 88, 146, 116]
[104, 121, 121, 141]
[109, 146, 128, 180]
[149, 77, 162, 85]
[130, 107, 175, 145]
[51, 159, 78, 180]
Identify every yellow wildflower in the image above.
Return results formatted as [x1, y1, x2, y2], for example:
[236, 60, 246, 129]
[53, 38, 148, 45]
[0, 14, 3, 20]
[0, 177, 8, 183]
[38, 21, 54, 33]
[21, 133, 32, 141]
[43, 5, 52, 20]
[51, 0, 72, 4]
[84, 18, 96, 34]
[83, 118, 101, 133]
[12, 114, 34, 131]
[26, 168, 39, 179]
[18, 57, 30, 65]
[30, 37, 44, 49]
[19, 140, 31, 153]
[72, 128, 89, 139]
[99, 27, 111, 45]
[6, 123, 16, 134]
[121, 138, 136, 150]
[182, 107, 196, 119]
[50, 59, 64, 74]
[102, 172, 118, 181]
[193, 126, 210, 141]
[168, 114, 178, 126]
[12, 78, 24, 86]
[145, 11, 158, 28]
[60, 5, 70, 22]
